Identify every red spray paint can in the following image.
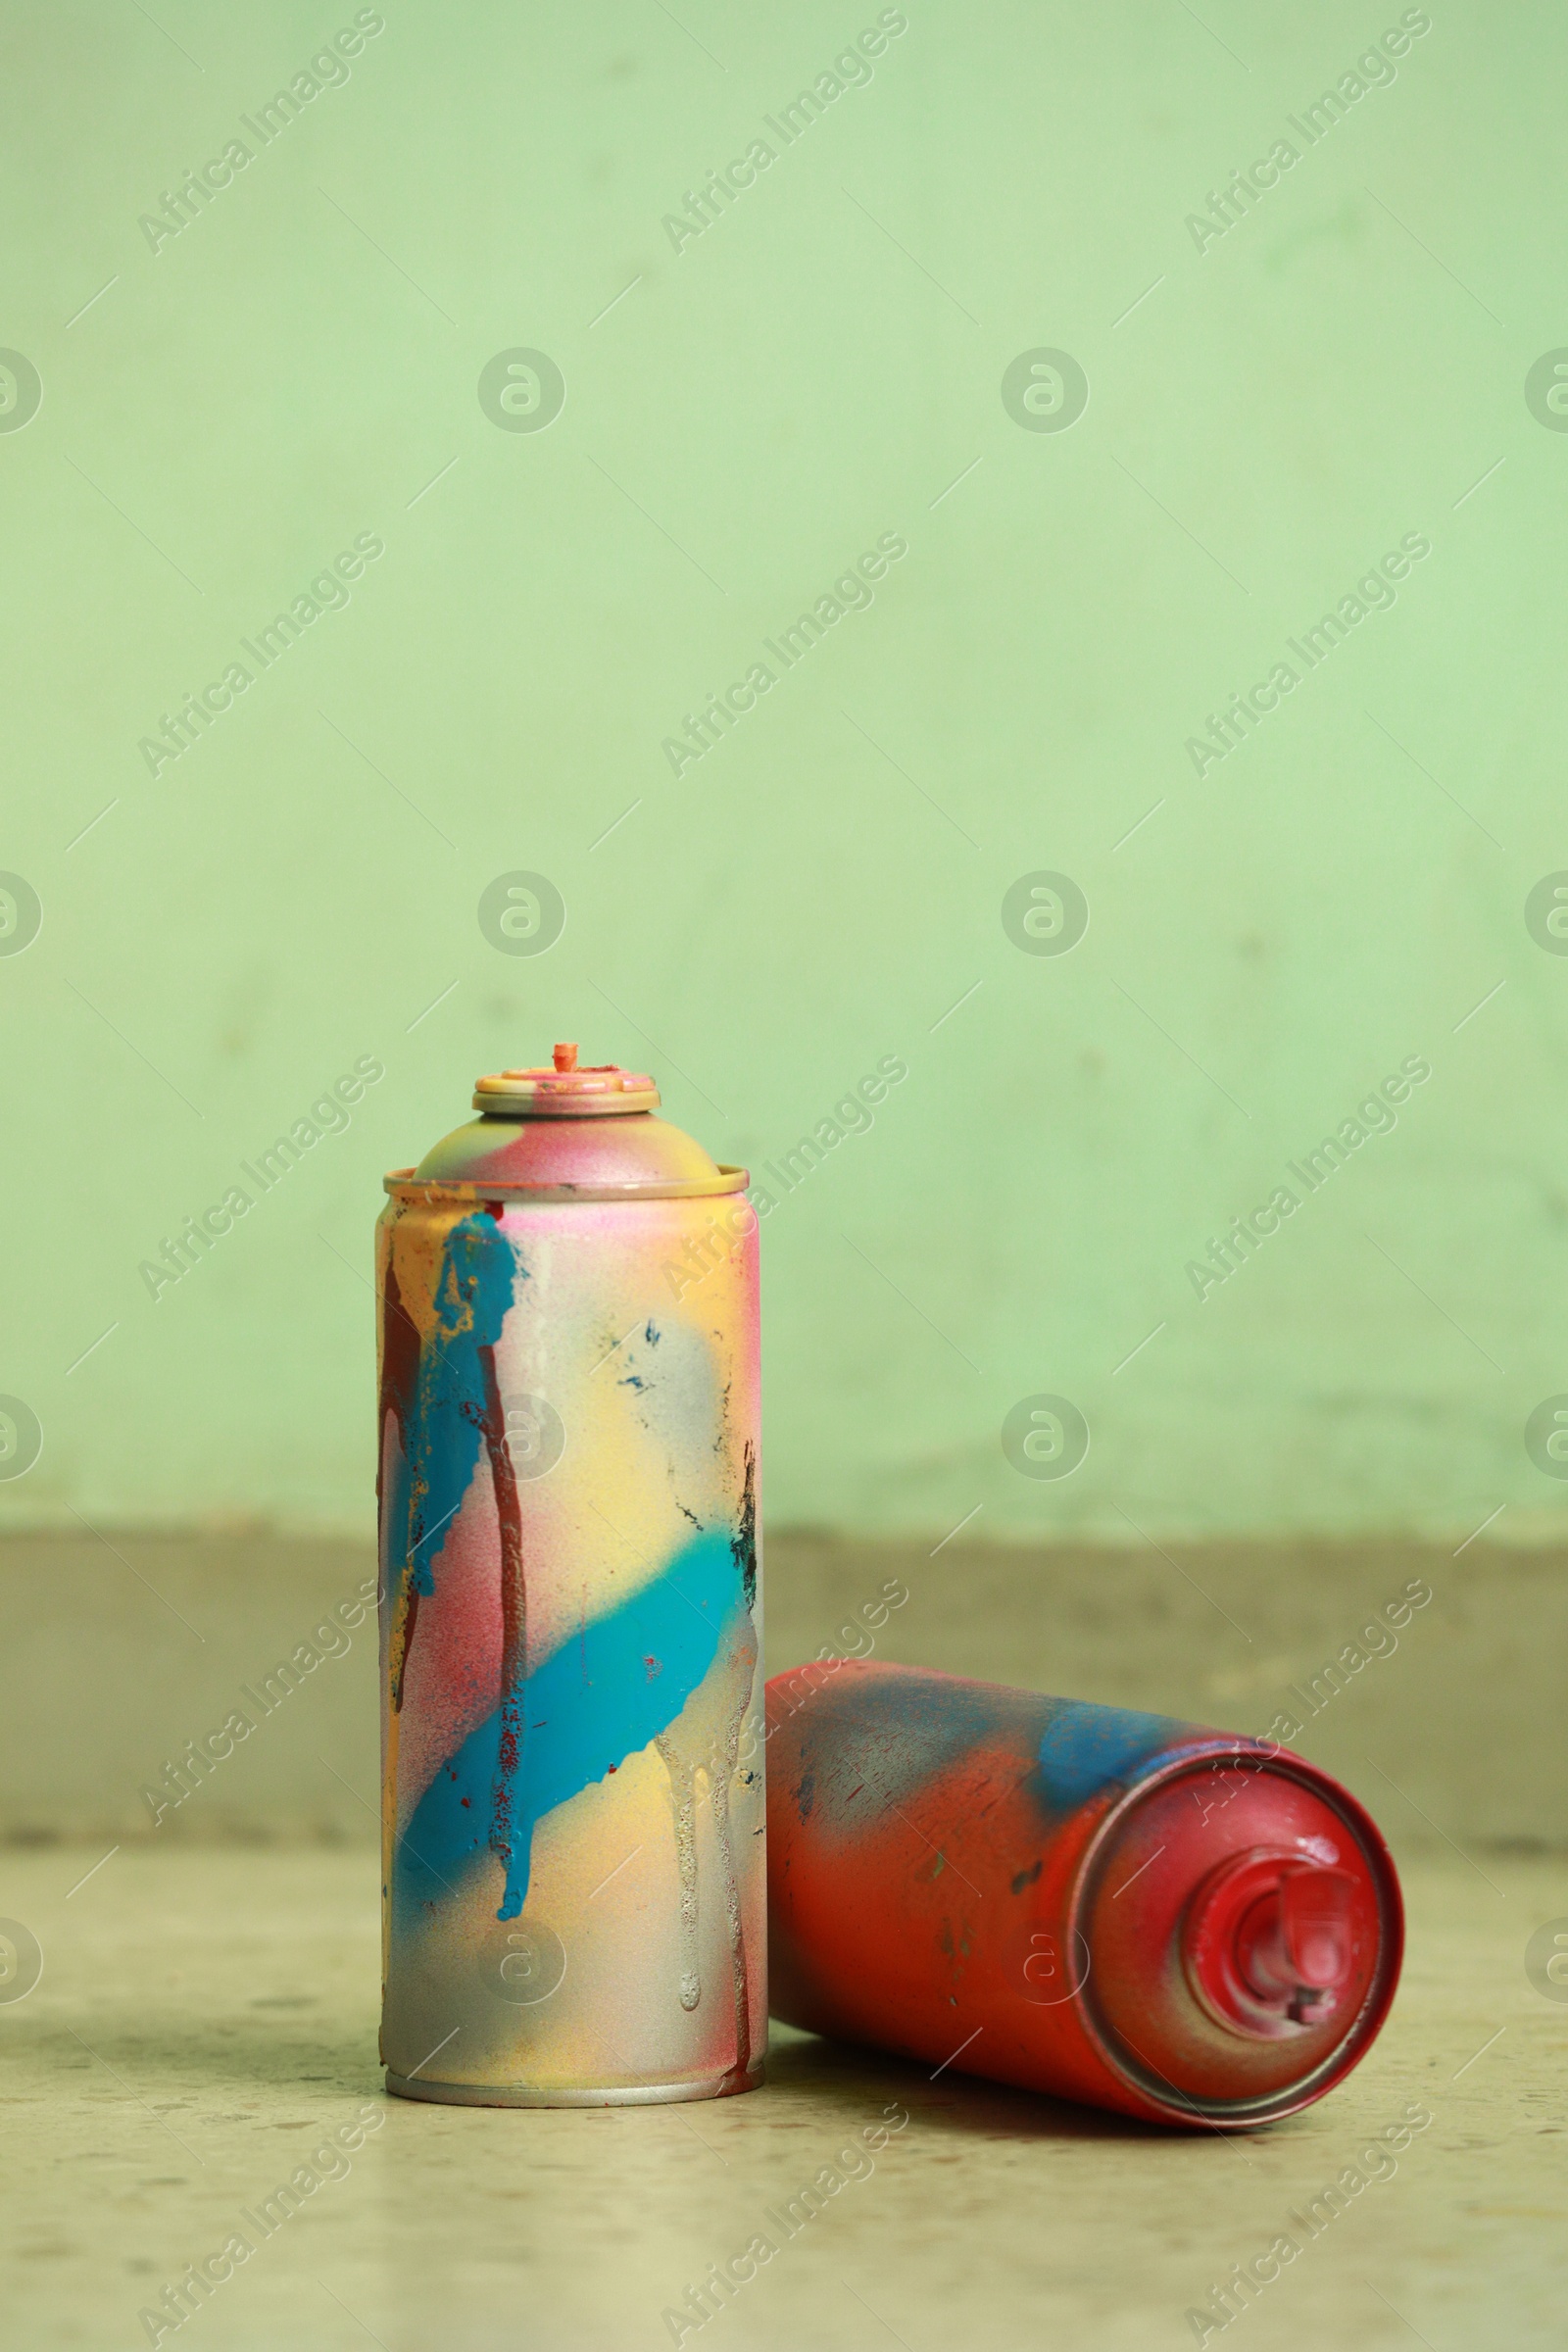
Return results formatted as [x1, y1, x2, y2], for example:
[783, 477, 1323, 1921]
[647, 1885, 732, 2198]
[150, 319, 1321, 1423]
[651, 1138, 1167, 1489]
[766, 1661, 1401, 2127]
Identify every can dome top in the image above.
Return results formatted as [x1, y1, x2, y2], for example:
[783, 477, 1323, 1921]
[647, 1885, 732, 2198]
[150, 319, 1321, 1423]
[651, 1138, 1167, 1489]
[473, 1042, 660, 1118]
[389, 1044, 747, 1200]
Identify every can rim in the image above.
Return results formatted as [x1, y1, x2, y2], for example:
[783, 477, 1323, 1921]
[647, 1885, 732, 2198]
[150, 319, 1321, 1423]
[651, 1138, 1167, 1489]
[1064, 1741, 1405, 2129]
[381, 1163, 752, 1204]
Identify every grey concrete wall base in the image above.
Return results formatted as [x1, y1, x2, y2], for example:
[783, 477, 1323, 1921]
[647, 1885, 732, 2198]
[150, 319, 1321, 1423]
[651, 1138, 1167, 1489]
[779, 1534, 1567, 1865]
[0, 1532, 1559, 1856]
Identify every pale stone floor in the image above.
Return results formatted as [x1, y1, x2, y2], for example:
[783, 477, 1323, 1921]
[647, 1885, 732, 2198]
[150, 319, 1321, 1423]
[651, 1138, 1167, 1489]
[0, 1847, 1563, 2349]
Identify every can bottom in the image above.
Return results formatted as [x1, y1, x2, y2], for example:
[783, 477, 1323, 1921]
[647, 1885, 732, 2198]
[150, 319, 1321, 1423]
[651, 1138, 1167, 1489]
[384, 2060, 764, 2110]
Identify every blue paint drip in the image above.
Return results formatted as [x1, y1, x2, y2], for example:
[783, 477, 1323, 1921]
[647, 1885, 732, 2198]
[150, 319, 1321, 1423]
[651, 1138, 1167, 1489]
[1034, 1701, 1184, 1812]
[396, 1529, 740, 1923]
[387, 1213, 519, 1601]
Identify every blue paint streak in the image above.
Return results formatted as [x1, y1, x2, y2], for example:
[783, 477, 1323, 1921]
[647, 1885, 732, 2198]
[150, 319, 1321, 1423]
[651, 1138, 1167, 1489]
[1034, 1701, 1181, 1812]
[396, 1529, 741, 1924]
[387, 1212, 519, 1602]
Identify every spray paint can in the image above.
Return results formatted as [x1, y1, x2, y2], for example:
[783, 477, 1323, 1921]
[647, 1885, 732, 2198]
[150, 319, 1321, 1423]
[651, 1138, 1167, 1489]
[766, 1661, 1401, 2127]
[377, 1047, 763, 2106]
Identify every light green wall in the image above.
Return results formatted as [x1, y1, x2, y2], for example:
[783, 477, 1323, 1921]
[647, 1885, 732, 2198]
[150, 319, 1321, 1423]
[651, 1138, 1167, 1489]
[3, 0, 1565, 1540]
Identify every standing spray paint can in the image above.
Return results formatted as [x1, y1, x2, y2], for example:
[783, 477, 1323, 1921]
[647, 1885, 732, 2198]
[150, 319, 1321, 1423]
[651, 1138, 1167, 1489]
[377, 1047, 763, 2106]
[766, 1661, 1401, 2127]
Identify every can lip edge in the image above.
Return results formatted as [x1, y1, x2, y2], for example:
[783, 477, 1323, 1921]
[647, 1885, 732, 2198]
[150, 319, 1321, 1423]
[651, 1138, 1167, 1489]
[384, 2061, 764, 2107]
[469, 1091, 662, 1119]
[381, 1164, 751, 1203]
[1065, 1742, 1405, 2128]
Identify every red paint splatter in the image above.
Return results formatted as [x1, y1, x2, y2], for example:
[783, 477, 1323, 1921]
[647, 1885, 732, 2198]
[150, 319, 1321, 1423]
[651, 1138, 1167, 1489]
[476, 1337, 526, 1897]
[379, 1240, 425, 1711]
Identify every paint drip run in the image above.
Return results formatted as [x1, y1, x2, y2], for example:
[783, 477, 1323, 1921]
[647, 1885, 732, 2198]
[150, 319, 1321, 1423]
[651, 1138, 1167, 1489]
[654, 1607, 759, 2062]
[476, 1332, 526, 1918]
[656, 1734, 702, 2011]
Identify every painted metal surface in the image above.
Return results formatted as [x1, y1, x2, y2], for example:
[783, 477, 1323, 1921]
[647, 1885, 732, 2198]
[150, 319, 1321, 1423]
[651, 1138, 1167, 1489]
[766, 1660, 1401, 2127]
[377, 1050, 763, 2105]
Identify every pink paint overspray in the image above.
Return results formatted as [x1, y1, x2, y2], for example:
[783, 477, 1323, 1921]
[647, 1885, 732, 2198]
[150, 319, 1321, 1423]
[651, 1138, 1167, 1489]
[376, 1048, 763, 2105]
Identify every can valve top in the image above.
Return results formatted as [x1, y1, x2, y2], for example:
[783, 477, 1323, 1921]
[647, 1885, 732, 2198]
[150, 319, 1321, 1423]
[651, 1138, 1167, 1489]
[1184, 1851, 1361, 2038]
[466, 1048, 661, 1118]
